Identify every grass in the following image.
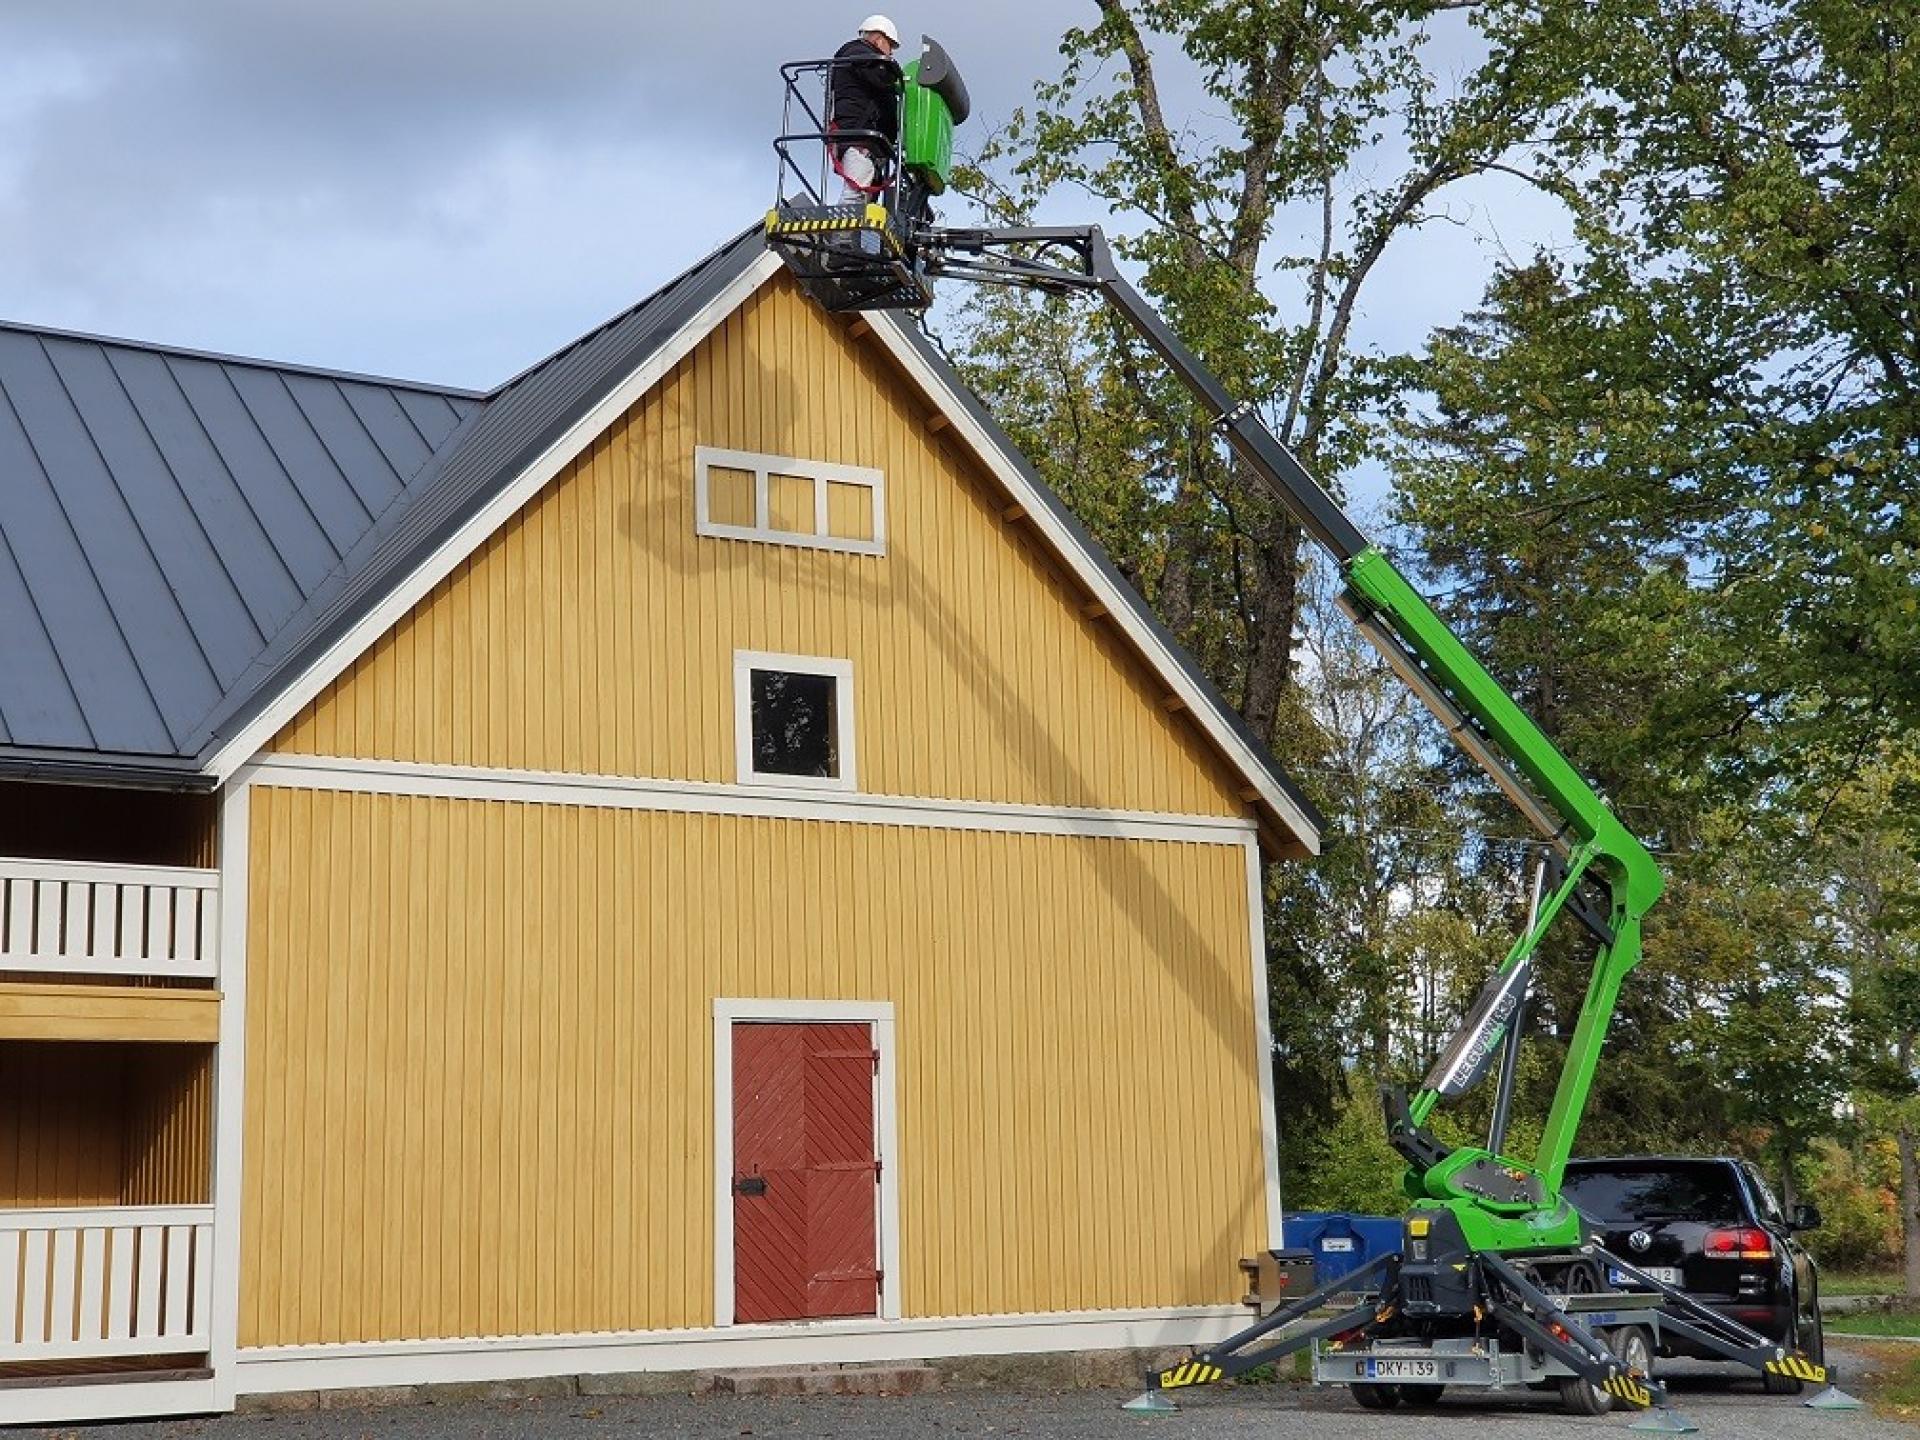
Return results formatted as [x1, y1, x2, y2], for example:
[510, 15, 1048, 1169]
[1851, 1342, 1920, 1419]
[1828, 1308, 1920, 1339]
[1825, 1271, 1906, 1297]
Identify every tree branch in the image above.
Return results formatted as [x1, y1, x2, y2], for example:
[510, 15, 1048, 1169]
[1093, 0, 1207, 271]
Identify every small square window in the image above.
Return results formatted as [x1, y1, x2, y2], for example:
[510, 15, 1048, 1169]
[734, 652, 856, 791]
[751, 669, 837, 777]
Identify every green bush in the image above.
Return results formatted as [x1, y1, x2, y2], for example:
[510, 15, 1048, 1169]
[1801, 1138, 1900, 1272]
[1285, 1088, 1410, 1216]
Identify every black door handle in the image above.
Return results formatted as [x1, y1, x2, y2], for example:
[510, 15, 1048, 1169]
[733, 1175, 768, 1196]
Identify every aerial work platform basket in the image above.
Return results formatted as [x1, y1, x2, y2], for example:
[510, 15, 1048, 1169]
[765, 38, 971, 313]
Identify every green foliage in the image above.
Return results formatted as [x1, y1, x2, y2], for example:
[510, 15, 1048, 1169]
[953, 0, 1918, 1257]
[1804, 1138, 1902, 1272]
[1284, 1088, 1411, 1216]
[1401, 0, 1920, 803]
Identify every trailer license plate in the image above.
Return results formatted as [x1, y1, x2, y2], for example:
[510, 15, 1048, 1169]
[1321, 1237, 1355, 1252]
[1610, 1265, 1681, 1286]
[1366, 1359, 1437, 1380]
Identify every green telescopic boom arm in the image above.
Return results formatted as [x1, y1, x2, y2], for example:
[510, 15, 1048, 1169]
[918, 225, 1665, 1191]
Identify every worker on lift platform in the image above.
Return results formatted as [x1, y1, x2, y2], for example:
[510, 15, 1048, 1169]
[766, 24, 967, 309]
[829, 16, 904, 205]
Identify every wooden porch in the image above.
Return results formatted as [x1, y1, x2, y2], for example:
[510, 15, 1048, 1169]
[0, 855, 221, 1042]
[0, 1205, 214, 1365]
[0, 851, 224, 1418]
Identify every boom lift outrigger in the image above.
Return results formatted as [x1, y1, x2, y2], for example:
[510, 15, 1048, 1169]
[764, 43, 1840, 1424]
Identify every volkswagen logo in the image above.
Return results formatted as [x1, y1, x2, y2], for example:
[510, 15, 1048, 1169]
[1628, 1229, 1653, 1253]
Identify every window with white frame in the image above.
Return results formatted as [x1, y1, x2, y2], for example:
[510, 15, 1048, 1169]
[733, 651, 857, 790]
[696, 446, 885, 555]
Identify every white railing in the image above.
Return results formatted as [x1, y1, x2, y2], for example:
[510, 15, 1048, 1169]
[0, 857, 218, 981]
[0, 1206, 214, 1362]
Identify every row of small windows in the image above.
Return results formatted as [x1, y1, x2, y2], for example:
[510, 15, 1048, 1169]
[696, 446, 884, 555]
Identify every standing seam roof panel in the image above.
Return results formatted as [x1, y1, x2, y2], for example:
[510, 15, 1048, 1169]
[280, 375, 406, 516]
[0, 372, 173, 752]
[0, 319, 484, 767]
[0, 526, 88, 746]
[108, 347, 309, 638]
[340, 383, 435, 477]
[0, 338, 229, 743]
[167, 357, 344, 596]
[395, 390, 465, 447]
[222, 366, 376, 553]
[45, 341, 267, 688]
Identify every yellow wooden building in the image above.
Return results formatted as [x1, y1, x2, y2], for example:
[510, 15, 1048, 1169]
[0, 228, 1320, 1423]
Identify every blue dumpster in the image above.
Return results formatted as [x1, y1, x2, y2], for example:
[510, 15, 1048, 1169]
[1283, 1211, 1404, 1289]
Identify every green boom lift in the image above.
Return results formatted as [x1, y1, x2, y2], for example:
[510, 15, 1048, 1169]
[764, 39, 1841, 1425]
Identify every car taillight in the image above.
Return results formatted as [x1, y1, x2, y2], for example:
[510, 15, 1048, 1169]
[1703, 1227, 1773, 1260]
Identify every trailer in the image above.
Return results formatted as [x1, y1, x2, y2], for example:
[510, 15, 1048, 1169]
[1308, 1290, 1665, 1416]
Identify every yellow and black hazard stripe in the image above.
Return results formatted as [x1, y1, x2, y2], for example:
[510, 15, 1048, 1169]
[765, 205, 902, 240]
[766, 215, 866, 234]
[1601, 1373, 1655, 1408]
[1156, 1360, 1224, 1390]
[1764, 1354, 1827, 1383]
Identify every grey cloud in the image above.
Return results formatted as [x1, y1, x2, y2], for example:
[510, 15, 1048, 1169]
[0, 2, 1070, 383]
[0, 3, 1563, 398]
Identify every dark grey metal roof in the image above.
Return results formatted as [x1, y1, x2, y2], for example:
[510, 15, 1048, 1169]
[0, 318, 483, 783]
[0, 232, 759, 787]
[0, 223, 1316, 841]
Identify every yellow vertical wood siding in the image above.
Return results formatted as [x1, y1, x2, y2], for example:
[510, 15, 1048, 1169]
[271, 275, 1248, 820]
[123, 1047, 213, 1206]
[241, 787, 1267, 1347]
[0, 1044, 212, 1209]
[0, 1044, 125, 1208]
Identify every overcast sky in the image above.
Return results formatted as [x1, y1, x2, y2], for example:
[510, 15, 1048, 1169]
[0, 0, 1570, 424]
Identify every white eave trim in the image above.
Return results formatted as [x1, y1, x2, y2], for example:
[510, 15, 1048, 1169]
[201, 249, 787, 784]
[865, 312, 1320, 857]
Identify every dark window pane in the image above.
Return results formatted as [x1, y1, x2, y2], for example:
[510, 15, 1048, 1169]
[750, 669, 838, 778]
[1562, 1162, 1744, 1224]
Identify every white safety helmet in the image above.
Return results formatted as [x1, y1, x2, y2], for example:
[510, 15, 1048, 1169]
[857, 14, 901, 44]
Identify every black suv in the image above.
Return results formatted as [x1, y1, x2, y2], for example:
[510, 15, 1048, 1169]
[1562, 1155, 1824, 1392]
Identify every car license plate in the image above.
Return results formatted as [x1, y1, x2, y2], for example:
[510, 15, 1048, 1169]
[1321, 1236, 1355, 1253]
[1610, 1265, 1682, 1286]
[1366, 1358, 1437, 1380]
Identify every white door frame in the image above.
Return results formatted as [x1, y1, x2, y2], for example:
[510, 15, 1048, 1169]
[712, 998, 901, 1326]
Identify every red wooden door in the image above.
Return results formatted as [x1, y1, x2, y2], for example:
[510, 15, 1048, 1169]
[731, 1021, 879, 1322]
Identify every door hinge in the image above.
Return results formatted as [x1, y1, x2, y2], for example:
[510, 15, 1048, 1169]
[871, 1048, 881, 1075]
[873, 1157, 883, 1179]
[876, 1269, 885, 1295]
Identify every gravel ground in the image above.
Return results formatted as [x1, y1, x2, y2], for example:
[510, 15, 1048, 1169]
[29, 1350, 1910, 1440]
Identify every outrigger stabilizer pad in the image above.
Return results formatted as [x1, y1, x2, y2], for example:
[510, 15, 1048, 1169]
[1806, 1385, 1864, 1410]
[1121, 1390, 1179, 1413]
[1628, 1407, 1700, 1434]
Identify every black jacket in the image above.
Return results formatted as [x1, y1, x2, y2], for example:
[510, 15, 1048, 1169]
[829, 38, 902, 150]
